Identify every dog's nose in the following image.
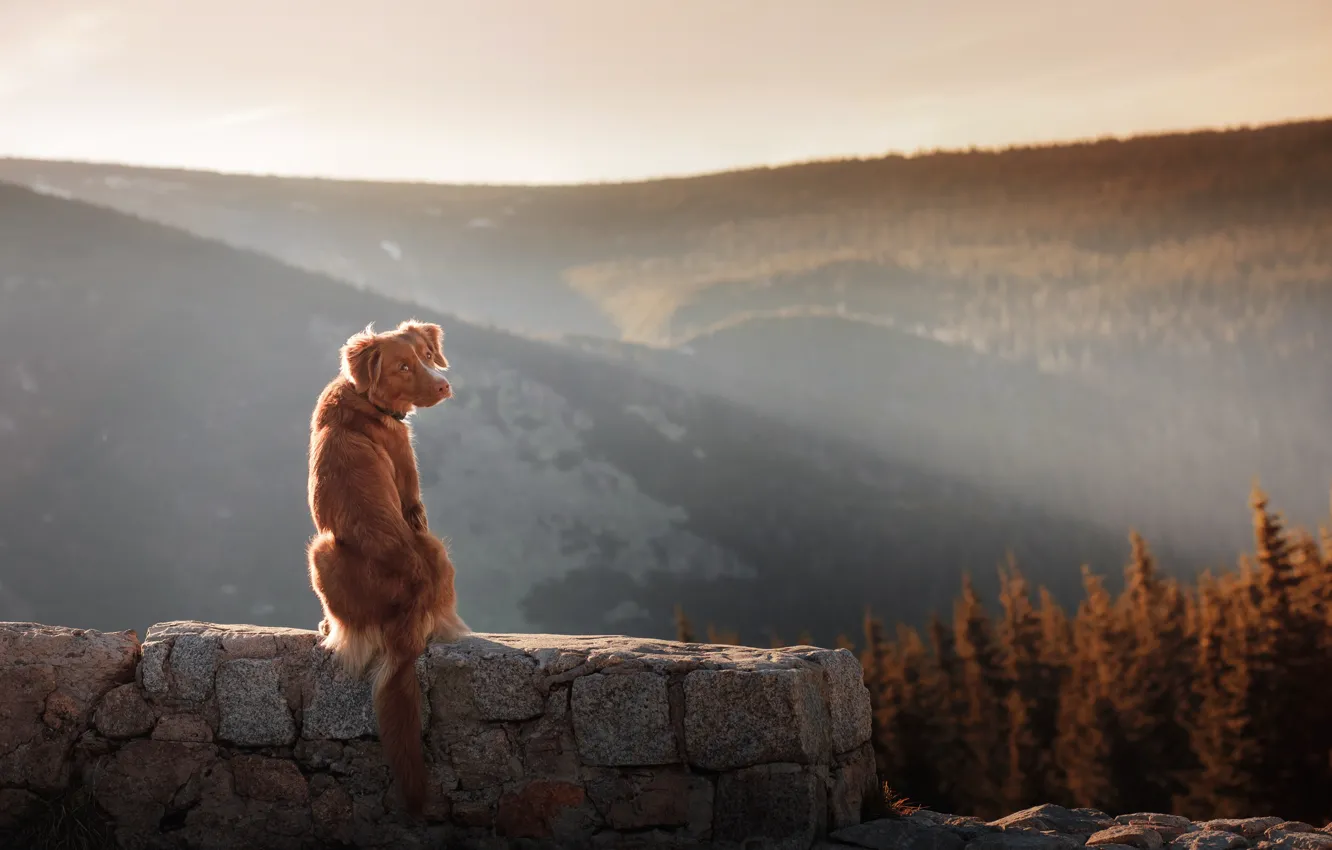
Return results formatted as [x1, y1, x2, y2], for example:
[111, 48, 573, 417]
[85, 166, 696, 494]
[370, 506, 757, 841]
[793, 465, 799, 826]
[438, 379, 452, 397]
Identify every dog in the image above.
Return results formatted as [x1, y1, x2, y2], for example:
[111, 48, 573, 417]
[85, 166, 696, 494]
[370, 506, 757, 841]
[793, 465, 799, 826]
[305, 319, 469, 815]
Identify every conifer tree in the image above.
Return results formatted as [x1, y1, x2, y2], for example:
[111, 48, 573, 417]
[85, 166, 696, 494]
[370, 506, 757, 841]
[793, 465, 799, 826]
[1033, 585, 1072, 804]
[952, 573, 1006, 817]
[1054, 566, 1122, 811]
[878, 624, 950, 804]
[1178, 572, 1256, 818]
[1245, 487, 1326, 818]
[1113, 531, 1194, 812]
[924, 611, 964, 813]
[995, 555, 1042, 811]
[1319, 520, 1332, 576]
[861, 610, 892, 774]
[673, 604, 695, 643]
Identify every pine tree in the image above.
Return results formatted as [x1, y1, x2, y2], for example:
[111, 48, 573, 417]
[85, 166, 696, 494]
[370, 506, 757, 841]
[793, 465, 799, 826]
[1035, 586, 1072, 804]
[673, 604, 695, 643]
[952, 573, 1006, 817]
[995, 555, 1042, 811]
[1178, 572, 1256, 818]
[878, 624, 950, 805]
[1245, 487, 1327, 819]
[1054, 566, 1123, 811]
[924, 611, 963, 813]
[861, 610, 892, 775]
[1113, 531, 1194, 812]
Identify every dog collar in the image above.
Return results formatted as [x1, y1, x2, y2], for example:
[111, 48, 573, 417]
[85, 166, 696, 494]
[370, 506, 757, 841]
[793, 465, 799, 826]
[373, 403, 408, 422]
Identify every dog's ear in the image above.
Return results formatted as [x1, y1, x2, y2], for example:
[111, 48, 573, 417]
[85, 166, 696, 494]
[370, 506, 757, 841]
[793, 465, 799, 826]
[340, 327, 383, 391]
[399, 319, 448, 369]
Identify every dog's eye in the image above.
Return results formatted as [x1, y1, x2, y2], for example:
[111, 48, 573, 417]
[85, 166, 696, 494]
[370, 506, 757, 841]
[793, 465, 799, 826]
[399, 363, 411, 372]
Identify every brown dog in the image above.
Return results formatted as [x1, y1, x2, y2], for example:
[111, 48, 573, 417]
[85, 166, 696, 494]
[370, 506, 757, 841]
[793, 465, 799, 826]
[306, 319, 469, 815]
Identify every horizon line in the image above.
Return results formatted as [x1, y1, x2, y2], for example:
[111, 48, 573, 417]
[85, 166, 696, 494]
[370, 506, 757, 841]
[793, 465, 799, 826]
[3, 114, 1329, 191]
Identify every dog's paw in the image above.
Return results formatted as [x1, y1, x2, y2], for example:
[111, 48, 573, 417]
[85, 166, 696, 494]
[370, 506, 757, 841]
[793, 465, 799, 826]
[429, 614, 471, 644]
[317, 617, 331, 636]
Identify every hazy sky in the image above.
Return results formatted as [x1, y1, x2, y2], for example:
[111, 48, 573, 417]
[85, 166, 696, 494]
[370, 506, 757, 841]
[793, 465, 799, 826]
[2, 0, 1330, 185]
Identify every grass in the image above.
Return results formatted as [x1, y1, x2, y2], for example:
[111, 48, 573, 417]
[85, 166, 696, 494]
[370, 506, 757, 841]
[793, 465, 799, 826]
[1, 786, 117, 850]
[863, 780, 924, 821]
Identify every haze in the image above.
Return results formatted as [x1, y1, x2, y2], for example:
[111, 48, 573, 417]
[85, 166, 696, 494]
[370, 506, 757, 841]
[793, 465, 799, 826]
[2, 0, 1330, 184]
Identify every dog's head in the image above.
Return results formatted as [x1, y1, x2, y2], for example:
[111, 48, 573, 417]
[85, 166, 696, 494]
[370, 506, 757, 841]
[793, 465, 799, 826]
[396, 319, 450, 371]
[340, 322, 453, 416]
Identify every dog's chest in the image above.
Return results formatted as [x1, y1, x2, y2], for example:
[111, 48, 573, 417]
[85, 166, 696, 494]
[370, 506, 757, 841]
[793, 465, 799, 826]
[383, 427, 420, 492]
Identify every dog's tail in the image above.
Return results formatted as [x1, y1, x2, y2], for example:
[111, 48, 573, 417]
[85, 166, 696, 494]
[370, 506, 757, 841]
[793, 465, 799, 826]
[372, 632, 428, 815]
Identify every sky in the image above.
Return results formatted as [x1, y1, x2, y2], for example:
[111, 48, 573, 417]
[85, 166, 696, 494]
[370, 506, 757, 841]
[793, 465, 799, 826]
[1, 0, 1330, 185]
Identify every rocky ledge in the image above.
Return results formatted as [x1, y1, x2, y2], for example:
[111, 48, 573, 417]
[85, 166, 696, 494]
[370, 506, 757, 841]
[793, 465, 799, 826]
[821, 805, 1332, 850]
[0, 620, 876, 849]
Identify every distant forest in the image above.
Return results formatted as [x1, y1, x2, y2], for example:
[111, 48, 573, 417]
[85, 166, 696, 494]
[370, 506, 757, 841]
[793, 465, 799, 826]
[677, 483, 1332, 824]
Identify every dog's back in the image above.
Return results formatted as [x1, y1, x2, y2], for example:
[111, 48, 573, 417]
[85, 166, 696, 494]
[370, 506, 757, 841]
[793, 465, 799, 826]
[305, 322, 463, 815]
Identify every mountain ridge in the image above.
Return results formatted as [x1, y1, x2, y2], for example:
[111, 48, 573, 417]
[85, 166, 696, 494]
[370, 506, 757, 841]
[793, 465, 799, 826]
[0, 182, 1133, 644]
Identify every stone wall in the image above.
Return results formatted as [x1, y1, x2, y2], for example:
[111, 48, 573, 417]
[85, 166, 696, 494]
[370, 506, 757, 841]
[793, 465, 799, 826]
[824, 804, 1332, 850]
[0, 620, 877, 849]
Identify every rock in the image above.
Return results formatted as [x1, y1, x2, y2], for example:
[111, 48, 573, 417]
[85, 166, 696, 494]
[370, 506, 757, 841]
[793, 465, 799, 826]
[1263, 835, 1332, 850]
[831, 817, 965, 850]
[828, 742, 878, 830]
[966, 831, 1085, 850]
[215, 658, 297, 746]
[152, 713, 214, 742]
[168, 632, 221, 701]
[909, 810, 1000, 841]
[309, 778, 355, 845]
[1117, 814, 1198, 841]
[684, 666, 831, 770]
[495, 779, 599, 841]
[451, 649, 544, 722]
[448, 725, 517, 789]
[991, 803, 1114, 837]
[1078, 809, 1115, 820]
[572, 671, 678, 766]
[451, 786, 500, 829]
[94, 683, 155, 739]
[231, 754, 309, 803]
[795, 648, 874, 753]
[1170, 830, 1252, 850]
[93, 739, 218, 831]
[1200, 820, 1285, 840]
[139, 639, 169, 697]
[516, 689, 580, 779]
[1088, 825, 1165, 849]
[713, 763, 826, 850]
[303, 651, 378, 740]
[1268, 823, 1318, 836]
[0, 622, 138, 791]
[583, 766, 712, 833]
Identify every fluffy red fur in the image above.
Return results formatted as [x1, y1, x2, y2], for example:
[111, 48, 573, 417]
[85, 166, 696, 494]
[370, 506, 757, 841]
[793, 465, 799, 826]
[305, 319, 469, 816]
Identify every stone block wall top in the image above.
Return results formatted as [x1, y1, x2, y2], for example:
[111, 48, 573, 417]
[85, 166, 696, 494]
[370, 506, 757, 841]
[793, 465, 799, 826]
[0, 622, 139, 794]
[2, 620, 876, 849]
